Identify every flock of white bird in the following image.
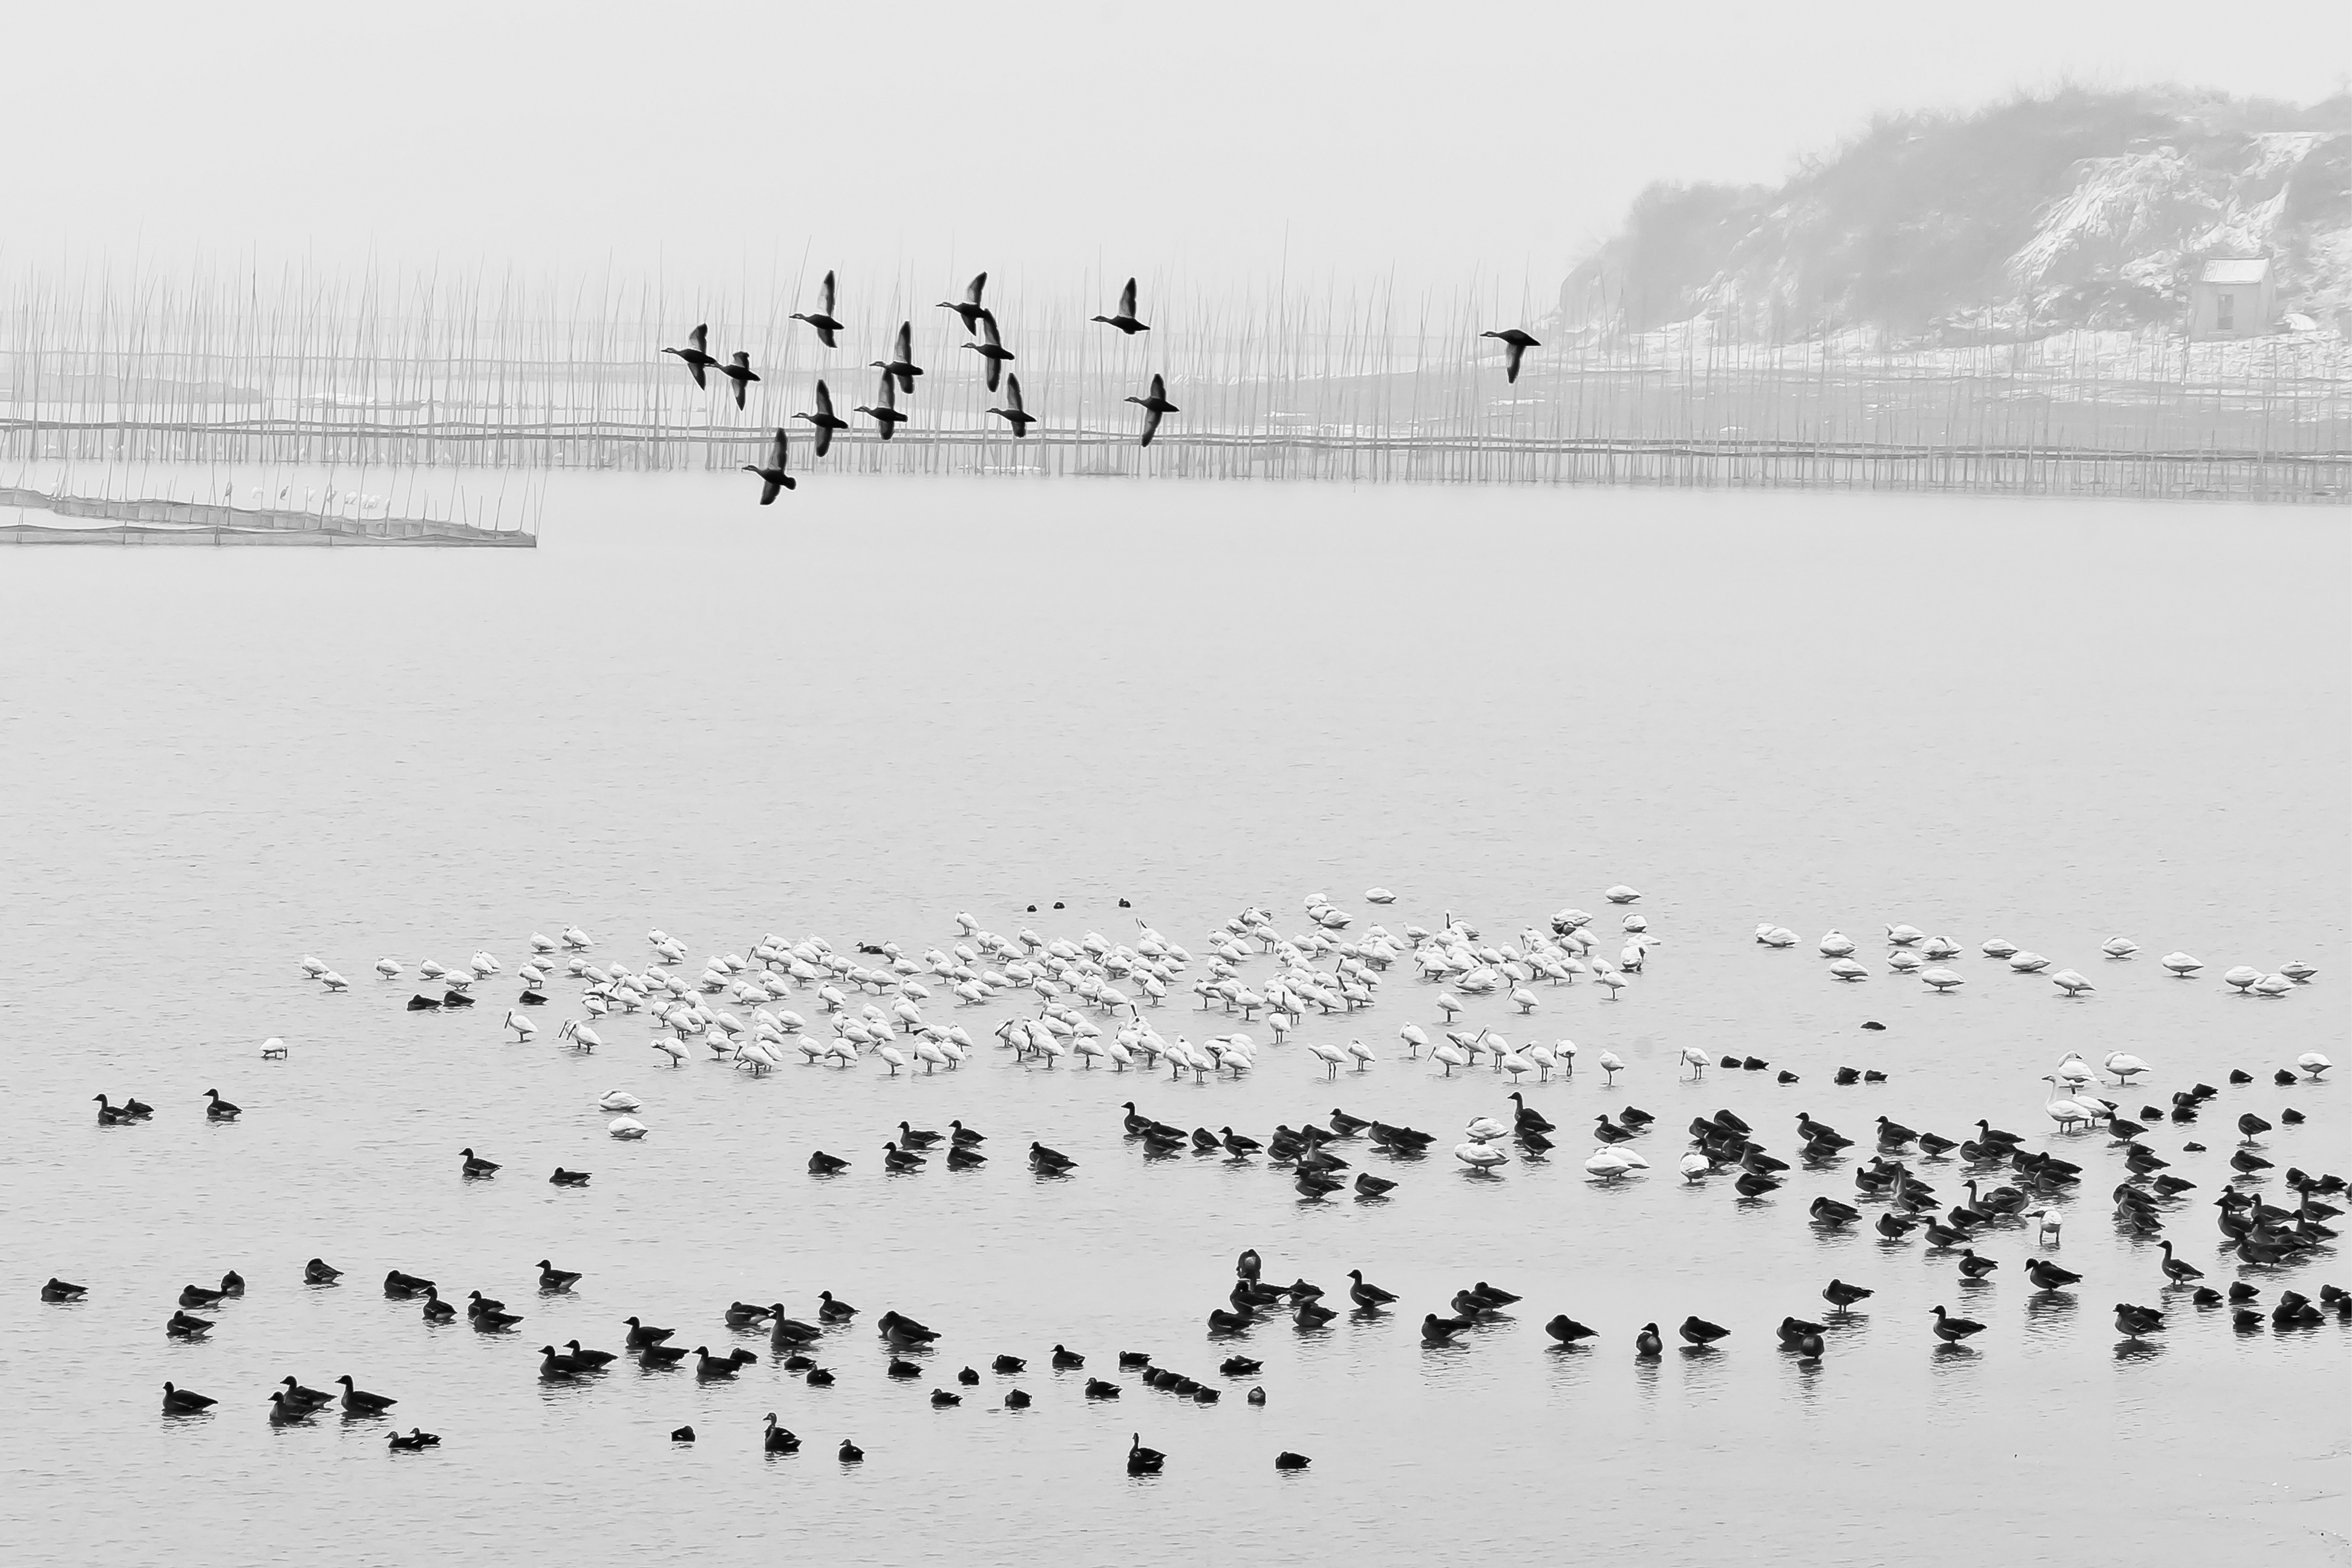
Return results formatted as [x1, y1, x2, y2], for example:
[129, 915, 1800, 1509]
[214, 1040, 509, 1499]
[1755, 923, 2316, 1000]
[291, 887, 2325, 1169]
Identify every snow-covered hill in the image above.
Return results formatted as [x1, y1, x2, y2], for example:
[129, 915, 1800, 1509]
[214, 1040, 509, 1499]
[1561, 88, 2350, 343]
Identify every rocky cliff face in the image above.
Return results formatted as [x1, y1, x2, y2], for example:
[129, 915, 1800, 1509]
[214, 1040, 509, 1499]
[1561, 88, 2351, 342]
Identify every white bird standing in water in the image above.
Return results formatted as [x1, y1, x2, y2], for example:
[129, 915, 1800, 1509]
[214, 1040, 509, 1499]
[505, 1010, 537, 1041]
[1455, 1141, 1508, 1174]
[1596, 1050, 1625, 1084]
[2102, 1051, 2149, 1083]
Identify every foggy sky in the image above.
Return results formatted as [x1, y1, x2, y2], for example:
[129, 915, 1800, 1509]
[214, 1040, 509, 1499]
[10, 0, 2345, 290]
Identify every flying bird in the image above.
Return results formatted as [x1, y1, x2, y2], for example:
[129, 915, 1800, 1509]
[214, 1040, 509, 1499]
[963, 310, 1014, 393]
[1125, 373, 1178, 448]
[1093, 278, 1149, 335]
[872, 321, 923, 395]
[938, 273, 989, 335]
[719, 350, 759, 410]
[1480, 327, 1540, 383]
[790, 272, 843, 347]
[794, 379, 849, 457]
[854, 371, 907, 441]
[661, 324, 719, 389]
[740, 428, 796, 504]
[987, 373, 1036, 438]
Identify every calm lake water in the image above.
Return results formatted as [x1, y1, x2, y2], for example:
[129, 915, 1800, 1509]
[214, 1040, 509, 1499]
[2, 474, 2346, 1568]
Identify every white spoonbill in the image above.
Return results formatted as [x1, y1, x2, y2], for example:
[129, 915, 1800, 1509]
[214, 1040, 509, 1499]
[2100, 937, 2138, 959]
[1887, 951, 1922, 973]
[1364, 888, 1395, 904]
[1981, 938, 2018, 958]
[374, 958, 403, 979]
[1678, 1047, 1709, 1079]
[530, 933, 558, 953]
[1465, 1116, 1509, 1142]
[504, 1010, 537, 1042]
[607, 1116, 648, 1140]
[419, 960, 449, 980]
[2279, 960, 2317, 982]
[1397, 1023, 1428, 1057]
[1345, 1039, 1377, 1071]
[1596, 1050, 1624, 1084]
[2223, 965, 2261, 991]
[1677, 1151, 1710, 1183]
[2051, 970, 2094, 996]
[2007, 952, 2050, 973]
[1828, 959, 1869, 982]
[299, 955, 329, 977]
[1754, 925, 1798, 949]
[1455, 1142, 1509, 1174]
[1604, 886, 1641, 904]
[1884, 924, 1925, 946]
[1510, 985, 1541, 1013]
[2298, 1053, 2332, 1079]
[649, 1037, 687, 1065]
[1596, 972, 1627, 1000]
[318, 971, 348, 992]
[2102, 1052, 2149, 1084]
[1818, 932, 1857, 958]
[2158, 952, 2202, 976]
[1585, 1146, 1635, 1181]
[1430, 1040, 1472, 1077]
[1921, 968, 1964, 991]
[562, 926, 593, 949]
[2252, 973, 2293, 998]
[598, 1089, 642, 1112]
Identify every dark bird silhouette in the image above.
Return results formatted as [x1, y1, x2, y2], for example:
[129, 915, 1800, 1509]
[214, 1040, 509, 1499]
[42, 1277, 88, 1302]
[808, 1149, 850, 1175]
[719, 350, 759, 409]
[162, 1382, 217, 1414]
[938, 273, 988, 336]
[987, 371, 1037, 439]
[1480, 328, 1540, 383]
[1125, 374, 1178, 447]
[872, 321, 924, 394]
[201, 1089, 241, 1120]
[1822, 1278, 1873, 1315]
[742, 427, 797, 504]
[1545, 1315, 1597, 1346]
[763, 1413, 800, 1452]
[1635, 1322, 1664, 1356]
[1126, 1432, 1165, 1474]
[304, 1258, 342, 1284]
[1678, 1315, 1729, 1347]
[166, 1310, 213, 1339]
[853, 371, 907, 441]
[791, 380, 849, 459]
[662, 324, 719, 389]
[335, 1374, 396, 1414]
[537, 1260, 582, 1293]
[1930, 1305, 1985, 1345]
[791, 272, 843, 348]
[459, 1148, 499, 1178]
[1093, 277, 1150, 335]
[1275, 1450, 1311, 1470]
[549, 1168, 591, 1186]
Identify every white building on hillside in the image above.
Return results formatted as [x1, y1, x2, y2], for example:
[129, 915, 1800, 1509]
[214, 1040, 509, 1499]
[2187, 258, 2275, 340]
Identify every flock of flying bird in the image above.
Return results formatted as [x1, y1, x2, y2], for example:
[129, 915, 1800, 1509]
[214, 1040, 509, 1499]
[656, 273, 1543, 503]
[60, 884, 2343, 1470]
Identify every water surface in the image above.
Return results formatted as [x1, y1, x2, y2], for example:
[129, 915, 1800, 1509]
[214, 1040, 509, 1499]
[2, 475, 2345, 1567]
